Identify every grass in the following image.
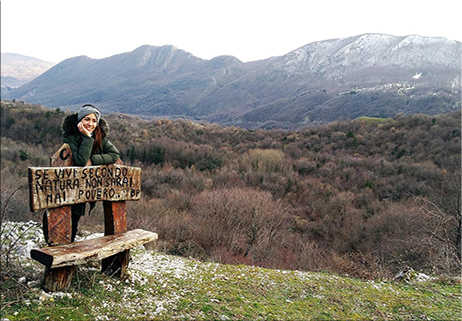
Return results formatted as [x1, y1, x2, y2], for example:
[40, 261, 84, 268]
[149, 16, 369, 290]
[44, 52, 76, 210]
[2, 247, 461, 321]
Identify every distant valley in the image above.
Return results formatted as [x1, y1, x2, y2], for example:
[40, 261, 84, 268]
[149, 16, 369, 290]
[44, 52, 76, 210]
[3, 34, 461, 129]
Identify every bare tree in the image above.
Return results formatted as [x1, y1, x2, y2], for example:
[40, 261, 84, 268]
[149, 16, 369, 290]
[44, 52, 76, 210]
[417, 174, 461, 271]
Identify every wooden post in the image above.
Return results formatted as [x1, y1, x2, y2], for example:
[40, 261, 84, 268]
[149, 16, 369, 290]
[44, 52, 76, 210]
[42, 144, 73, 245]
[102, 201, 129, 277]
[104, 201, 127, 235]
[41, 144, 75, 291]
[43, 206, 72, 246]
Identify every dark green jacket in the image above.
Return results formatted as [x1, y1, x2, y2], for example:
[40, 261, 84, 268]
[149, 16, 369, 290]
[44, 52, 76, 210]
[62, 113, 120, 215]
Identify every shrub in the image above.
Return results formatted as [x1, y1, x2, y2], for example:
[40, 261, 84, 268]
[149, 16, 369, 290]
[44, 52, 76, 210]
[239, 149, 289, 173]
[189, 187, 289, 264]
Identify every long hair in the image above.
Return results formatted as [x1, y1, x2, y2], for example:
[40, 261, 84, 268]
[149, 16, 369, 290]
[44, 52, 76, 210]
[92, 125, 103, 155]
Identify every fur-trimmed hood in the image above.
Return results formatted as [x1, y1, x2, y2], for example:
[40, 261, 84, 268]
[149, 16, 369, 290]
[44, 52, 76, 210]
[61, 113, 110, 138]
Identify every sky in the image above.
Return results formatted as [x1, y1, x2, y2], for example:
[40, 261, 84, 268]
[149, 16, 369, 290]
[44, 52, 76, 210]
[1, 0, 461, 64]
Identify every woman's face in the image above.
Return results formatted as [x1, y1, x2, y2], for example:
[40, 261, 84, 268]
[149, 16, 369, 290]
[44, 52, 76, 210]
[81, 113, 98, 134]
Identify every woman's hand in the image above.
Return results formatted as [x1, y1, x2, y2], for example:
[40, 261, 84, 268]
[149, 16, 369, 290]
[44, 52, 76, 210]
[77, 121, 91, 137]
[86, 159, 92, 166]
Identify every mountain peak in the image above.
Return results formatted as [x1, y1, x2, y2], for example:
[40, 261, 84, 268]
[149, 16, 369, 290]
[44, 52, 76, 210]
[128, 45, 201, 69]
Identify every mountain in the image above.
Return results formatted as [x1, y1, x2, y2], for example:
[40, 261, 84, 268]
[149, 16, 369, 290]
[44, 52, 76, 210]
[4, 34, 461, 129]
[1, 53, 55, 95]
[4, 46, 268, 116]
[204, 34, 461, 128]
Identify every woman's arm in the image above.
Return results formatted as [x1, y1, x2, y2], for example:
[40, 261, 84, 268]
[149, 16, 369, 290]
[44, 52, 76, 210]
[63, 134, 94, 166]
[90, 139, 120, 165]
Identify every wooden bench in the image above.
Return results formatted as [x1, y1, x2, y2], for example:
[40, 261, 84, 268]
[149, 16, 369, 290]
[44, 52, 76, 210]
[31, 229, 157, 269]
[28, 144, 157, 292]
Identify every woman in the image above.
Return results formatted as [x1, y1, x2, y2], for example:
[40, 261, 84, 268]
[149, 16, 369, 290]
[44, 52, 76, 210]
[62, 104, 120, 242]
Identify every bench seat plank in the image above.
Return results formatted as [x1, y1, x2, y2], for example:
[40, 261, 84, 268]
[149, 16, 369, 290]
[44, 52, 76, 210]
[31, 229, 157, 269]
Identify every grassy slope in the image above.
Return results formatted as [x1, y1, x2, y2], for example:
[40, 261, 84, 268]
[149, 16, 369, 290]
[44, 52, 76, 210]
[2, 246, 460, 321]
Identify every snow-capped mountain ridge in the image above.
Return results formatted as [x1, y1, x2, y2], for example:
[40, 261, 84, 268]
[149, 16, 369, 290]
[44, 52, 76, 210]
[275, 34, 459, 77]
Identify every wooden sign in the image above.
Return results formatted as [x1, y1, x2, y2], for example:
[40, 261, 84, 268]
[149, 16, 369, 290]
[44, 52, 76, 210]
[28, 164, 141, 211]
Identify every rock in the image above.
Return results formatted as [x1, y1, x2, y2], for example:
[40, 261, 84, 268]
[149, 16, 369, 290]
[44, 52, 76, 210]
[394, 267, 431, 283]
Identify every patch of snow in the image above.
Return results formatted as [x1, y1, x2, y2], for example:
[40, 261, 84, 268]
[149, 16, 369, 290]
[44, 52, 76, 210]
[76, 232, 104, 241]
[210, 76, 217, 85]
[339, 83, 413, 96]
[1, 220, 45, 272]
[137, 49, 152, 67]
[223, 67, 232, 75]
[129, 251, 200, 279]
[394, 267, 432, 283]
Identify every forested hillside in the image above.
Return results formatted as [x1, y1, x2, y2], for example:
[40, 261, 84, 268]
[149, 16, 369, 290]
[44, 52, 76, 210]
[1, 100, 460, 278]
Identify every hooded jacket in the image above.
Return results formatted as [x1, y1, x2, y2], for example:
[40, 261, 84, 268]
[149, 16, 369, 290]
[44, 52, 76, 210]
[61, 113, 120, 217]
[62, 113, 119, 166]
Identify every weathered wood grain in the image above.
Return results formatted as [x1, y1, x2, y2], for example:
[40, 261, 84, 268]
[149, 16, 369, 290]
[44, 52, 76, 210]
[50, 144, 74, 167]
[43, 206, 72, 246]
[31, 229, 158, 269]
[104, 201, 127, 235]
[42, 266, 76, 292]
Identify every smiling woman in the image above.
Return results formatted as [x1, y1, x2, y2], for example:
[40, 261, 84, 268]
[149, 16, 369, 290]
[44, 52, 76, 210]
[61, 104, 120, 241]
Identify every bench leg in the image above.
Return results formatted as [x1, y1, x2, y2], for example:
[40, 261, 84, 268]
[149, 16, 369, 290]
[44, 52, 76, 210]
[103, 201, 129, 277]
[42, 266, 76, 292]
[41, 205, 75, 292]
[102, 250, 130, 277]
[40, 146, 75, 291]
